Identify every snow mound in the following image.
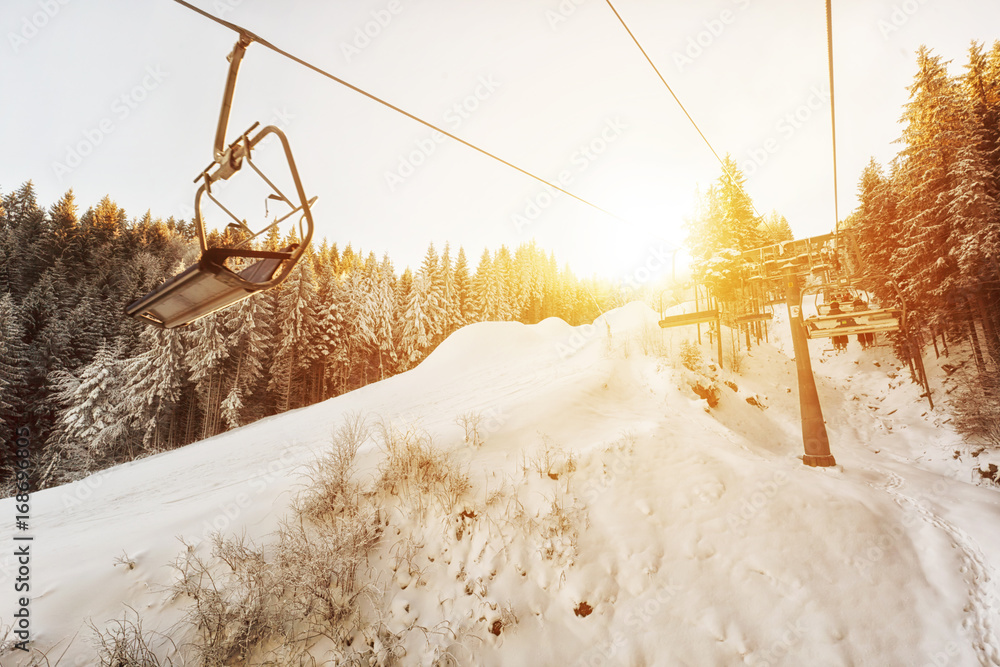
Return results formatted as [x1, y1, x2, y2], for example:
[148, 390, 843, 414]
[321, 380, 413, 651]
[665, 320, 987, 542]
[2, 301, 998, 666]
[593, 300, 661, 335]
[420, 320, 557, 373]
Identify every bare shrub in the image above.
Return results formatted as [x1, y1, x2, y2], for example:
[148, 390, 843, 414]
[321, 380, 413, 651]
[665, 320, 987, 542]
[114, 550, 137, 571]
[525, 435, 576, 482]
[275, 508, 382, 632]
[0, 624, 57, 665]
[92, 606, 173, 666]
[166, 414, 392, 665]
[455, 411, 485, 448]
[103, 414, 518, 665]
[376, 421, 471, 513]
[170, 533, 278, 666]
[536, 495, 584, 563]
[296, 412, 371, 523]
[639, 323, 666, 357]
[679, 339, 702, 371]
[729, 337, 746, 374]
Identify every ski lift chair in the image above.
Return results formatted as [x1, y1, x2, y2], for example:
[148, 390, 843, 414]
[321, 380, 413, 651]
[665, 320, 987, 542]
[802, 279, 906, 340]
[126, 34, 315, 329]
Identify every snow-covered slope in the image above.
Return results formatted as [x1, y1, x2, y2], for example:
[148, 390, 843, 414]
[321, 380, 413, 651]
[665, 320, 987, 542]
[3, 302, 1000, 665]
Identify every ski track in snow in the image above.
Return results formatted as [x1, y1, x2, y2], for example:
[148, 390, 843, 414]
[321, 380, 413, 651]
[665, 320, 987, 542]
[874, 467, 1000, 666]
[809, 315, 1000, 665]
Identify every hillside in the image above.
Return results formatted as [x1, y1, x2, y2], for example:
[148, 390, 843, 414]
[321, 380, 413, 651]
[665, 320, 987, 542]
[2, 302, 999, 666]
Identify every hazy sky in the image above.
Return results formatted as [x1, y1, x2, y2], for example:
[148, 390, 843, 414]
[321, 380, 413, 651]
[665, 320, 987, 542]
[3, 0, 999, 280]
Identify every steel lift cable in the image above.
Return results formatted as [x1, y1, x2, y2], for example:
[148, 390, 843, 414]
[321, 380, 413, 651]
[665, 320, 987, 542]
[168, 0, 625, 225]
[602, 0, 775, 236]
[826, 0, 841, 234]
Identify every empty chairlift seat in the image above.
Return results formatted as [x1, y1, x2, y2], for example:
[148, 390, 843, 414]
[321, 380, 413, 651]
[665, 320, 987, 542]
[126, 245, 297, 329]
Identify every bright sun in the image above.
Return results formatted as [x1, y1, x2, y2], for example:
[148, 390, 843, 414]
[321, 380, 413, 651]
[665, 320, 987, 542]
[585, 199, 694, 285]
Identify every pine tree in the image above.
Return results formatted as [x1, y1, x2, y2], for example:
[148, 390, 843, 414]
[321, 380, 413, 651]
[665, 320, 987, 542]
[0, 293, 27, 449]
[763, 211, 794, 245]
[853, 157, 903, 293]
[418, 243, 445, 338]
[892, 47, 967, 323]
[686, 157, 762, 258]
[472, 249, 495, 321]
[417, 244, 445, 339]
[64, 285, 105, 370]
[185, 311, 230, 439]
[493, 246, 515, 321]
[399, 256, 445, 366]
[946, 141, 999, 284]
[373, 253, 399, 377]
[51, 343, 133, 471]
[125, 326, 187, 449]
[399, 269, 435, 366]
[453, 247, 474, 327]
[218, 292, 270, 428]
[514, 242, 545, 322]
[439, 243, 462, 336]
[314, 271, 351, 399]
[4, 181, 49, 296]
[81, 195, 127, 248]
[963, 41, 1000, 186]
[49, 189, 82, 264]
[269, 254, 320, 411]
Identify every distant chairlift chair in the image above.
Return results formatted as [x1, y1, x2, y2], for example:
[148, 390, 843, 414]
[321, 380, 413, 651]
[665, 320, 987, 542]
[803, 283, 904, 340]
[126, 34, 315, 329]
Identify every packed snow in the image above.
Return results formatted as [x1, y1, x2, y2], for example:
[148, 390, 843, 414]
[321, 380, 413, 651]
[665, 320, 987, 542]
[3, 301, 1000, 666]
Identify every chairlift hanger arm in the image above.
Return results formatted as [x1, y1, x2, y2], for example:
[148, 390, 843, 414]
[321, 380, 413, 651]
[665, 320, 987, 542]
[215, 33, 253, 160]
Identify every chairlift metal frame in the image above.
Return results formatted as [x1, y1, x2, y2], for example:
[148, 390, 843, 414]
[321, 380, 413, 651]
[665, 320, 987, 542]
[126, 34, 315, 329]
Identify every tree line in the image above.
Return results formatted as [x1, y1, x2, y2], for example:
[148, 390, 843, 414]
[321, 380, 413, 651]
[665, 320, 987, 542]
[683, 41, 999, 442]
[0, 182, 610, 490]
[846, 43, 1000, 389]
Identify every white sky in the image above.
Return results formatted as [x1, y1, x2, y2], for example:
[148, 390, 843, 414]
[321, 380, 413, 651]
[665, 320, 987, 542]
[3, 0, 999, 279]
